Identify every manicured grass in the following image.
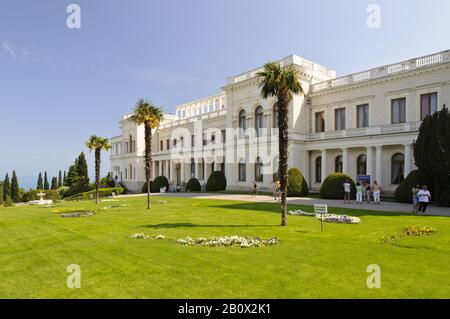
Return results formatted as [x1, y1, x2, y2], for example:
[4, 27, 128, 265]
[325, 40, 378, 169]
[0, 196, 449, 299]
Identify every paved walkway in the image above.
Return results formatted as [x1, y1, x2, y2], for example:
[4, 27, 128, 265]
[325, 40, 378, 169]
[116, 192, 450, 216]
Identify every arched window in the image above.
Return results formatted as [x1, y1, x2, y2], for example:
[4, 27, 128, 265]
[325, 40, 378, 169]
[255, 157, 263, 182]
[335, 155, 343, 173]
[357, 154, 367, 175]
[315, 157, 322, 183]
[273, 103, 279, 129]
[255, 106, 264, 136]
[239, 110, 246, 138]
[391, 153, 405, 184]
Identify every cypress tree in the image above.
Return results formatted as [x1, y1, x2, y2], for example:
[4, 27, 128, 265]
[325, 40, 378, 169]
[44, 171, 50, 190]
[0, 182, 3, 206]
[63, 171, 67, 185]
[65, 164, 79, 187]
[77, 152, 89, 182]
[37, 172, 43, 190]
[11, 171, 20, 202]
[51, 177, 58, 190]
[3, 173, 11, 201]
[58, 171, 63, 188]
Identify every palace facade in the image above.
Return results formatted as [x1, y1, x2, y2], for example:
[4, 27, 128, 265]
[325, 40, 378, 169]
[110, 50, 450, 194]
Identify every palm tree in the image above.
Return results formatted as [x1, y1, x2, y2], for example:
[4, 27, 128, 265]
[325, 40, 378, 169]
[86, 135, 111, 204]
[130, 99, 164, 209]
[257, 62, 304, 226]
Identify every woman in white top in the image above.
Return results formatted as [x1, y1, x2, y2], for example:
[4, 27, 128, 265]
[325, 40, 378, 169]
[417, 185, 431, 215]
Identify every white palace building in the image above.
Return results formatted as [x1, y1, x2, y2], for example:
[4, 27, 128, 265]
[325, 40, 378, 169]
[110, 50, 450, 195]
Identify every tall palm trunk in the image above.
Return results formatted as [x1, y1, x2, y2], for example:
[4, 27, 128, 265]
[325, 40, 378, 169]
[278, 90, 290, 226]
[95, 148, 101, 204]
[144, 123, 152, 209]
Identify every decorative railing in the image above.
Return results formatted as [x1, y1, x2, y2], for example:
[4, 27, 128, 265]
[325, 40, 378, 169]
[312, 50, 450, 92]
[306, 121, 421, 141]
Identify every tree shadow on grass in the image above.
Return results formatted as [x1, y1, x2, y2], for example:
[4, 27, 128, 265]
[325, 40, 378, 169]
[139, 223, 277, 229]
[212, 202, 422, 217]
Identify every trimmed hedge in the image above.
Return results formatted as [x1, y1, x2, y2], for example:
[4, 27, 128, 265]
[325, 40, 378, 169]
[65, 188, 124, 201]
[394, 170, 420, 204]
[320, 173, 356, 199]
[151, 176, 169, 193]
[141, 181, 153, 194]
[206, 171, 227, 192]
[186, 178, 201, 192]
[287, 168, 309, 197]
[21, 190, 62, 203]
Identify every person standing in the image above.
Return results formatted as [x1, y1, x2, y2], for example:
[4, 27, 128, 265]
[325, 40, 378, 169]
[251, 181, 258, 198]
[412, 184, 420, 214]
[417, 185, 431, 215]
[356, 182, 363, 204]
[365, 181, 372, 203]
[343, 179, 351, 204]
[372, 181, 381, 204]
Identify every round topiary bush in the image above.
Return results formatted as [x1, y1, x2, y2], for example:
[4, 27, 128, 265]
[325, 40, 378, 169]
[394, 170, 420, 203]
[320, 173, 356, 199]
[287, 168, 309, 197]
[206, 171, 227, 192]
[186, 178, 201, 192]
[141, 181, 153, 194]
[151, 176, 169, 193]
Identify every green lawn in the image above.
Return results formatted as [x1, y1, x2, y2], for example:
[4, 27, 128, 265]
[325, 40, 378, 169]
[0, 196, 449, 299]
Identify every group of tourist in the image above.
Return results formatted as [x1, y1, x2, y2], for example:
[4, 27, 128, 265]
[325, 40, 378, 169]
[412, 184, 431, 214]
[344, 180, 382, 205]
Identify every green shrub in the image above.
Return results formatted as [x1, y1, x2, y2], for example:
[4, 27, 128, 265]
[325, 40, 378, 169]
[21, 190, 61, 203]
[65, 188, 124, 201]
[186, 178, 201, 192]
[141, 181, 153, 193]
[151, 176, 169, 193]
[3, 195, 13, 207]
[206, 171, 227, 192]
[320, 173, 356, 199]
[287, 168, 309, 197]
[438, 187, 450, 207]
[394, 170, 421, 204]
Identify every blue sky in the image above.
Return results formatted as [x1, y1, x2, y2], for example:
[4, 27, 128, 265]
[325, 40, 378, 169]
[1, 0, 450, 188]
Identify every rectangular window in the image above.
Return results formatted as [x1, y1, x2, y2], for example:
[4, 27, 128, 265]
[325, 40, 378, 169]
[238, 163, 246, 182]
[335, 108, 346, 131]
[191, 135, 195, 147]
[255, 163, 263, 182]
[166, 139, 170, 150]
[160, 141, 163, 151]
[391, 98, 406, 124]
[356, 104, 369, 128]
[221, 130, 226, 143]
[315, 112, 325, 132]
[421, 93, 438, 120]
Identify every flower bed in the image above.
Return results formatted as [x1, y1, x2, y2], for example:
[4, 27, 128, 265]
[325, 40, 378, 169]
[177, 236, 279, 248]
[316, 214, 361, 224]
[129, 233, 166, 240]
[288, 210, 361, 224]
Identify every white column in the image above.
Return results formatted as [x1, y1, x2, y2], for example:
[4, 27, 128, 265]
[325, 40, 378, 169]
[180, 161, 185, 184]
[342, 148, 349, 174]
[169, 160, 175, 183]
[366, 146, 373, 178]
[321, 149, 327, 183]
[151, 161, 156, 179]
[375, 146, 383, 185]
[203, 159, 208, 181]
[159, 161, 163, 176]
[195, 161, 200, 180]
[404, 144, 412, 177]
